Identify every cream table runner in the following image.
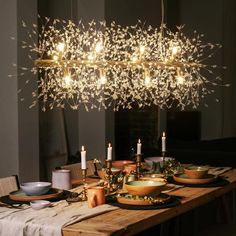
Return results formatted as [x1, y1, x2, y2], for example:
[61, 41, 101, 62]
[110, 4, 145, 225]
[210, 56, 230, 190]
[0, 200, 117, 236]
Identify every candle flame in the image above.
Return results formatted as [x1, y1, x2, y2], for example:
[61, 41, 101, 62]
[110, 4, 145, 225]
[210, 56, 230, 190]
[162, 132, 165, 137]
[138, 139, 141, 143]
[108, 143, 111, 147]
[81, 145, 85, 151]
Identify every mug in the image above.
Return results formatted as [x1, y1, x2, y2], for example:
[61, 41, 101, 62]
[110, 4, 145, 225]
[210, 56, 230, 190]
[52, 169, 72, 190]
[87, 186, 105, 208]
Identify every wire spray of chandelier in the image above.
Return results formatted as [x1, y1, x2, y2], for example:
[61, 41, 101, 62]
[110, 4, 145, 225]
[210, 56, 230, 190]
[14, 1, 228, 111]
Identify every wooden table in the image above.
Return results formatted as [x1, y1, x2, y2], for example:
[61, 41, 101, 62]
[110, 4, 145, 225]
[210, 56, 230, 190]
[63, 170, 236, 236]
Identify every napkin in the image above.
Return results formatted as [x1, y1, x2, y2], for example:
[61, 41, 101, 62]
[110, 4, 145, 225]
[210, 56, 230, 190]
[0, 200, 117, 236]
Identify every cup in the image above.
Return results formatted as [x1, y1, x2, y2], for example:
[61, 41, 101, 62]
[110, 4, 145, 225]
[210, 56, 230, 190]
[52, 169, 72, 190]
[87, 186, 105, 208]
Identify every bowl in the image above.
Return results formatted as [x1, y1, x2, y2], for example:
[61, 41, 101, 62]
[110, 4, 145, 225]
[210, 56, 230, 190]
[125, 180, 166, 196]
[112, 160, 134, 170]
[20, 182, 51, 196]
[184, 166, 209, 179]
[97, 168, 121, 180]
[140, 174, 166, 183]
[30, 200, 51, 210]
[123, 164, 137, 174]
[144, 156, 174, 168]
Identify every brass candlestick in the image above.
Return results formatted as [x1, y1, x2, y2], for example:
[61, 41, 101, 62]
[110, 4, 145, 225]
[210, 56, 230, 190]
[105, 160, 112, 194]
[136, 154, 142, 180]
[81, 168, 87, 201]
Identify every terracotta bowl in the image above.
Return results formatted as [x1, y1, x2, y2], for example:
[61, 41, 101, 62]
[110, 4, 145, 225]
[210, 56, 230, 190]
[184, 166, 209, 179]
[112, 160, 134, 170]
[125, 180, 166, 196]
[123, 164, 137, 174]
[97, 168, 121, 180]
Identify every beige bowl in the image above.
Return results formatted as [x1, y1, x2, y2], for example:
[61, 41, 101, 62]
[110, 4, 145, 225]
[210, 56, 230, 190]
[125, 180, 166, 196]
[97, 168, 121, 180]
[184, 166, 209, 179]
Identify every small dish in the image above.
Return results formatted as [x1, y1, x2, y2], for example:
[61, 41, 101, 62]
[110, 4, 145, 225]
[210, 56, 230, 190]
[184, 166, 209, 179]
[30, 200, 50, 210]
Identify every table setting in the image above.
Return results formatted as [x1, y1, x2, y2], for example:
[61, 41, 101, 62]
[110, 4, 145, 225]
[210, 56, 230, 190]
[0, 132, 233, 236]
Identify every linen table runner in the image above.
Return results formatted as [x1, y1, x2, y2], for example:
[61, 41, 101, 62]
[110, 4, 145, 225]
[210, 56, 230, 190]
[0, 200, 117, 236]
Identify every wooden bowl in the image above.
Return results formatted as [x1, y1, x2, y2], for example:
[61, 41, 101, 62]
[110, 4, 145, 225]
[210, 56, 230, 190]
[112, 160, 134, 170]
[125, 180, 166, 196]
[97, 168, 121, 180]
[184, 166, 209, 179]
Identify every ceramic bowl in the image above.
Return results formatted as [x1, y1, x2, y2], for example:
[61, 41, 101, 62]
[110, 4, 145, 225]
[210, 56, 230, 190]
[20, 182, 51, 196]
[30, 200, 51, 210]
[112, 160, 134, 170]
[144, 156, 174, 168]
[125, 180, 166, 196]
[184, 166, 209, 179]
[97, 168, 121, 180]
[139, 174, 166, 183]
[123, 164, 137, 174]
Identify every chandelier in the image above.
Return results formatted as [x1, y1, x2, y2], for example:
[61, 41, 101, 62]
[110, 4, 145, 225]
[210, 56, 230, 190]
[16, 5, 227, 111]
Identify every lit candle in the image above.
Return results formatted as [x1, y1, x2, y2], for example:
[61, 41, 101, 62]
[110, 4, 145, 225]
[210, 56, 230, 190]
[107, 143, 112, 160]
[162, 132, 166, 152]
[137, 139, 142, 155]
[81, 146, 86, 169]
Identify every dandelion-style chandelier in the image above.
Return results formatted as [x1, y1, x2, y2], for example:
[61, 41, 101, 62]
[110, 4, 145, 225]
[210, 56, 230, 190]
[17, 1, 227, 111]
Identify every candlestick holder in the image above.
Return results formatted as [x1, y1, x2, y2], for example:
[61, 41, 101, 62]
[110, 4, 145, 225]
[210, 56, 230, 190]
[135, 154, 142, 180]
[105, 160, 112, 194]
[81, 168, 87, 201]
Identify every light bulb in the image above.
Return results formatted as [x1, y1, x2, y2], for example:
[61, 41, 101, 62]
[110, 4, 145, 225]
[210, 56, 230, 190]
[95, 41, 103, 53]
[131, 56, 138, 62]
[63, 75, 72, 87]
[88, 53, 95, 61]
[140, 45, 145, 54]
[171, 46, 179, 55]
[57, 42, 65, 52]
[100, 75, 107, 85]
[53, 55, 58, 61]
[176, 75, 184, 85]
[145, 76, 151, 86]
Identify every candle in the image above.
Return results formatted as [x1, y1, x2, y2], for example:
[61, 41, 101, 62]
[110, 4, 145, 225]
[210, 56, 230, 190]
[137, 139, 142, 155]
[81, 146, 86, 169]
[162, 132, 166, 152]
[107, 143, 112, 160]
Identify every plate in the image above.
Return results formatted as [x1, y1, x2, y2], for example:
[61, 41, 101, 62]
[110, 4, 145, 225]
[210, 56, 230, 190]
[9, 188, 63, 201]
[116, 193, 171, 206]
[173, 173, 217, 184]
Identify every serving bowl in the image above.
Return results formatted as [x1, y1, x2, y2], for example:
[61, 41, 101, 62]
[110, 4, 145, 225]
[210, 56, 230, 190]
[30, 200, 51, 210]
[112, 160, 134, 170]
[184, 166, 209, 179]
[20, 182, 51, 196]
[125, 180, 166, 196]
[144, 156, 174, 168]
[97, 167, 121, 180]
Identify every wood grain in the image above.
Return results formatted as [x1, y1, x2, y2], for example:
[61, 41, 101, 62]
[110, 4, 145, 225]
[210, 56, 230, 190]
[63, 169, 236, 236]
